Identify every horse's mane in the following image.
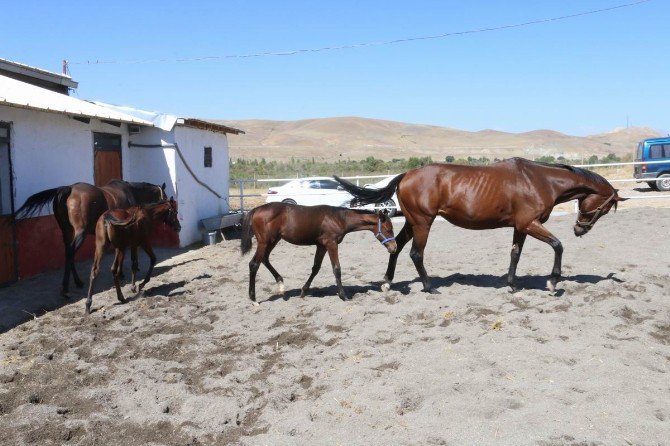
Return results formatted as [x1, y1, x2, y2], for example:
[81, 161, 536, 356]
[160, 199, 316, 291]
[531, 160, 610, 187]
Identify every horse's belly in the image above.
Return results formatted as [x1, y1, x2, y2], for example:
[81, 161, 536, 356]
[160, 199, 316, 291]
[440, 210, 513, 230]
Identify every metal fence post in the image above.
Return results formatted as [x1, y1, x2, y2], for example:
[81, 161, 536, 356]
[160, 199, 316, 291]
[239, 180, 245, 213]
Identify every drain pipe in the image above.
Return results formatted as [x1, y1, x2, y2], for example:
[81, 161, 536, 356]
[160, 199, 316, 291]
[128, 142, 223, 199]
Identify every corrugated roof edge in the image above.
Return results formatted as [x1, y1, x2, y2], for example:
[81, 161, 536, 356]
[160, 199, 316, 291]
[180, 118, 245, 135]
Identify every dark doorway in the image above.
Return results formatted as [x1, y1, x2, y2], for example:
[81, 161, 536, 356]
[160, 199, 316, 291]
[0, 123, 16, 284]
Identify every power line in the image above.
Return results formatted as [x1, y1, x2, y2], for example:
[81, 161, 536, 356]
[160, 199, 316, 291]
[71, 0, 651, 66]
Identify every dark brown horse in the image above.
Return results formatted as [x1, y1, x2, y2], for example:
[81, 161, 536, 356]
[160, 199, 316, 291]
[241, 203, 397, 303]
[335, 158, 627, 293]
[14, 180, 166, 296]
[85, 198, 180, 314]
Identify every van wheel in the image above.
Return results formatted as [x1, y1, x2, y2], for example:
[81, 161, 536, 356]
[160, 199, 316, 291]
[282, 199, 297, 205]
[647, 181, 659, 191]
[656, 174, 670, 192]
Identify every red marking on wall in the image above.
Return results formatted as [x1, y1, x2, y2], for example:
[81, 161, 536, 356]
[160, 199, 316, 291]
[15, 216, 179, 279]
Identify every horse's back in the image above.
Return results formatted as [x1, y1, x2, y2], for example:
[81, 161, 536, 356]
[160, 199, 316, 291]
[398, 160, 547, 229]
[253, 203, 339, 245]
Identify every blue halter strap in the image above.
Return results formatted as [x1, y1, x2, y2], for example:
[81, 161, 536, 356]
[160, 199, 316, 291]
[376, 218, 395, 246]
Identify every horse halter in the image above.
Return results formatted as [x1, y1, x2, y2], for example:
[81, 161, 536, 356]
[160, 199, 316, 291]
[375, 217, 395, 246]
[575, 192, 616, 230]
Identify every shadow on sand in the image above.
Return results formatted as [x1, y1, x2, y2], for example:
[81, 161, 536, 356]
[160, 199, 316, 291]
[0, 247, 196, 334]
[259, 272, 621, 304]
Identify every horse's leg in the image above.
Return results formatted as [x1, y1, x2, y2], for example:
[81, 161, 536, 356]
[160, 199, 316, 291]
[262, 239, 284, 295]
[524, 220, 563, 293]
[85, 243, 104, 314]
[130, 247, 139, 293]
[409, 222, 436, 293]
[138, 243, 157, 292]
[382, 222, 414, 291]
[506, 229, 528, 292]
[60, 228, 74, 297]
[300, 245, 326, 298]
[325, 242, 347, 301]
[111, 249, 127, 303]
[69, 229, 87, 289]
[248, 242, 267, 304]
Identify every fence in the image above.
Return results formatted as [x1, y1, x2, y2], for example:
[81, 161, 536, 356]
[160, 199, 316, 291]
[229, 160, 670, 213]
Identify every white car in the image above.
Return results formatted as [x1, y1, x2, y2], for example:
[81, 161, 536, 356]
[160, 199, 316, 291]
[359, 175, 402, 217]
[265, 177, 354, 207]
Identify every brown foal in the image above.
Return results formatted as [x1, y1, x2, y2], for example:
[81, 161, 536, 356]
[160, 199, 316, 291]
[241, 202, 397, 303]
[85, 198, 180, 314]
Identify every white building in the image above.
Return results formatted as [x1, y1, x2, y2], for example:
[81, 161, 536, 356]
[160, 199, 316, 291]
[0, 59, 242, 284]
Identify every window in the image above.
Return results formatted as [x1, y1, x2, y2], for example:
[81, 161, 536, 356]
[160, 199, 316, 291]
[649, 144, 664, 159]
[318, 179, 340, 189]
[204, 146, 212, 168]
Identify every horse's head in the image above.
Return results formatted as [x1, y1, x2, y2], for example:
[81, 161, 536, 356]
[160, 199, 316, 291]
[374, 210, 397, 254]
[574, 189, 627, 236]
[162, 197, 181, 233]
[132, 182, 167, 204]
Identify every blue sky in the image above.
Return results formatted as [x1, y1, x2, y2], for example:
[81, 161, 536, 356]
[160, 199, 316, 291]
[4, 0, 668, 135]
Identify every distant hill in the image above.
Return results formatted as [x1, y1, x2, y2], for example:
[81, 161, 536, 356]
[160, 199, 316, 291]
[213, 117, 662, 162]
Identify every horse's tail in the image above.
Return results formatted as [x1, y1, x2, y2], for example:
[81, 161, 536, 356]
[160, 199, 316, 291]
[104, 211, 139, 228]
[240, 208, 256, 255]
[333, 173, 406, 207]
[14, 186, 71, 219]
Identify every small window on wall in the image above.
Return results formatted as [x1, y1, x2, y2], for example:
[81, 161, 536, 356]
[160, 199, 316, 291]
[204, 147, 213, 168]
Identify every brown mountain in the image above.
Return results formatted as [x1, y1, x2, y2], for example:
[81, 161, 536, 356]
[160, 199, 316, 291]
[214, 117, 662, 162]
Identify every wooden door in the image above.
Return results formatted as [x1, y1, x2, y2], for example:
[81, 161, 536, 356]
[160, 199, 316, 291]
[0, 123, 16, 284]
[93, 132, 122, 186]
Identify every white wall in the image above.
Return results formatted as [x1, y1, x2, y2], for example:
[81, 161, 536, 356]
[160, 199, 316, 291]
[0, 105, 128, 214]
[173, 126, 230, 246]
[125, 127, 178, 199]
[1, 104, 232, 247]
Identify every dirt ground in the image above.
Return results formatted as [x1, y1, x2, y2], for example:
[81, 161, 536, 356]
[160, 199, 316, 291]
[0, 205, 669, 445]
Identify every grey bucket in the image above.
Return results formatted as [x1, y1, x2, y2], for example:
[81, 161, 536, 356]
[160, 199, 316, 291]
[203, 230, 218, 245]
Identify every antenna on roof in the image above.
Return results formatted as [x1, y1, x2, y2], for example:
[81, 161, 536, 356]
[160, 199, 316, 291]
[62, 60, 69, 76]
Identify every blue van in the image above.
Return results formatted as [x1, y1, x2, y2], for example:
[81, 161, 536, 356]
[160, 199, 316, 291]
[634, 137, 670, 191]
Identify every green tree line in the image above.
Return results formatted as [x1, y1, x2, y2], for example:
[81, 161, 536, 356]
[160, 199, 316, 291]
[230, 153, 632, 180]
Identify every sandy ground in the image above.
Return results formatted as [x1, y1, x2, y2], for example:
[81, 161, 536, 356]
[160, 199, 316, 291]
[0, 206, 669, 445]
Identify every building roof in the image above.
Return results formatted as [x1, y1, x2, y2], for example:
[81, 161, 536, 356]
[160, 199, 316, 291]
[179, 118, 245, 135]
[0, 71, 244, 134]
[0, 58, 78, 90]
[93, 103, 245, 135]
[0, 74, 154, 125]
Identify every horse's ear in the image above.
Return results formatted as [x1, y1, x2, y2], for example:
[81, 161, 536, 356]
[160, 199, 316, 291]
[161, 182, 166, 190]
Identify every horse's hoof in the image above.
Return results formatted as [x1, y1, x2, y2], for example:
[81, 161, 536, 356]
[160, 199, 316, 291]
[278, 281, 285, 295]
[131, 286, 138, 293]
[85, 307, 91, 315]
[546, 280, 556, 294]
[251, 301, 260, 307]
[299, 290, 307, 299]
[423, 288, 439, 295]
[381, 283, 391, 293]
[339, 295, 348, 301]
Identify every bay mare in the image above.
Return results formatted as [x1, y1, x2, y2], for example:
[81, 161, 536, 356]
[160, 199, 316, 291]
[241, 203, 397, 303]
[14, 180, 166, 296]
[85, 198, 180, 314]
[334, 158, 626, 293]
